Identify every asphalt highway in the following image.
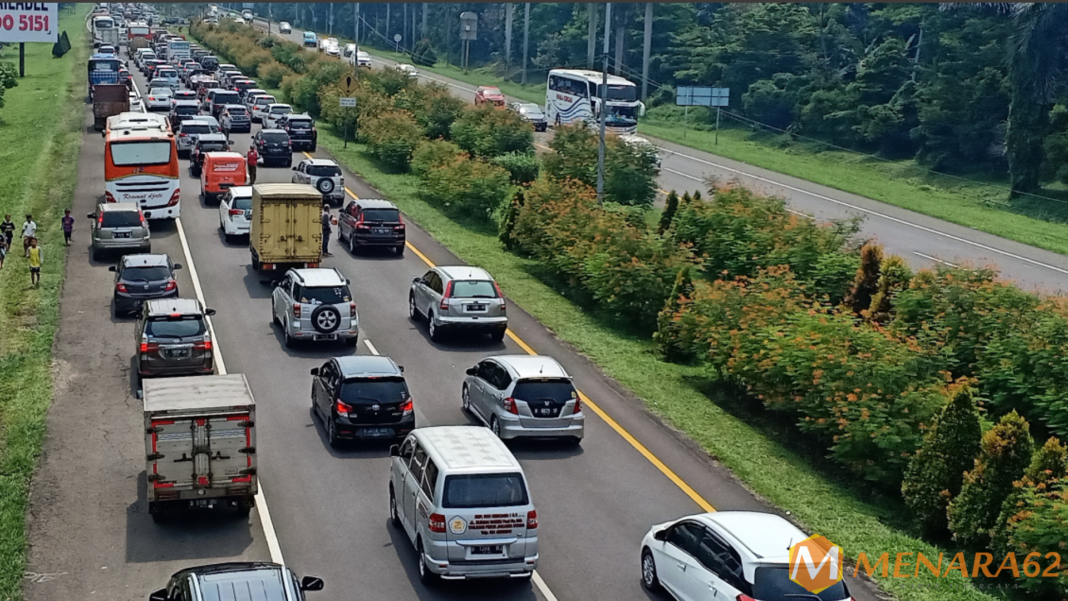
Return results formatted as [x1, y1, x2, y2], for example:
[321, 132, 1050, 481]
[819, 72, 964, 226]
[24, 50, 883, 601]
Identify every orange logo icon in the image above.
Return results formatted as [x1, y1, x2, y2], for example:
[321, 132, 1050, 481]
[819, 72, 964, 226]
[789, 535, 843, 594]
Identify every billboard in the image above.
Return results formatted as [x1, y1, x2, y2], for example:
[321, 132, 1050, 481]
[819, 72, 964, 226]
[0, 3, 57, 43]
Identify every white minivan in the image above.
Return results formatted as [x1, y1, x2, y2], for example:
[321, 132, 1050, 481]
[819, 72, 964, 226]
[389, 426, 539, 583]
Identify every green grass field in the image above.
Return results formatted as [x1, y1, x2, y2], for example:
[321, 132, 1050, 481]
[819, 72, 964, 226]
[318, 128, 1004, 601]
[361, 45, 1068, 261]
[0, 7, 89, 600]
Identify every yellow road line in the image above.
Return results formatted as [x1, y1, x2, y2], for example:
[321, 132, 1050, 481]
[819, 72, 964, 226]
[406, 238, 716, 513]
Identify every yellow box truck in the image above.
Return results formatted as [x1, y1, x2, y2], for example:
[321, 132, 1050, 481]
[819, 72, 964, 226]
[250, 183, 324, 272]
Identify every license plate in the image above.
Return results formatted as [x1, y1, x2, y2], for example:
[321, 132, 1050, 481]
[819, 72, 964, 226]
[164, 348, 190, 359]
[534, 407, 556, 416]
[357, 427, 392, 437]
[114, 231, 131, 238]
[373, 228, 389, 235]
[313, 334, 337, 341]
[472, 545, 503, 555]
[466, 304, 486, 312]
[189, 499, 216, 508]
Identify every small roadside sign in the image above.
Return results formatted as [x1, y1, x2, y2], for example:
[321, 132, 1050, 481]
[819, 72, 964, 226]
[338, 74, 358, 96]
[339, 97, 357, 108]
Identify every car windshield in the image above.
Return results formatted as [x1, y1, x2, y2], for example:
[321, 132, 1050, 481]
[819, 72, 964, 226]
[122, 265, 170, 281]
[296, 285, 351, 305]
[261, 132, 289, 143]
[307, 165, 341, 177]
[450, 280, 498, 298]
[442, 473, 529, 509]
[101, 211, 142, 228]
[512, 379, 576, 404]
[753, 567, 849, 601]
[338, 377, 407, 405]
[360, 208, 399, 222]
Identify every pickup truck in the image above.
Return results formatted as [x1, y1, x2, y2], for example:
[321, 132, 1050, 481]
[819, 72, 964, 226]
[250, 183, 325, 272]
[144, 374, 257, 521]
[92, 84, 130, 130]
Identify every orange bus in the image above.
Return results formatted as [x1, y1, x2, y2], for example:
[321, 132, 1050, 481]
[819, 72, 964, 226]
[104, 128, 181, 220]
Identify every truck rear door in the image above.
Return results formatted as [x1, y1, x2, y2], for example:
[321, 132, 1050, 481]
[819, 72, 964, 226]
[147, 411, 254, 496]
[290, 198, 321, 263]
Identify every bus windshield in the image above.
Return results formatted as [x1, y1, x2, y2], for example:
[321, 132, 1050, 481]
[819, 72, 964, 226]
[596, 84, 637, 102]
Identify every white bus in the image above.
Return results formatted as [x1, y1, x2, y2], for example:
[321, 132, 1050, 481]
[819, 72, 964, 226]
[93, 15, 120, 48]
[545, 69, 645, 134]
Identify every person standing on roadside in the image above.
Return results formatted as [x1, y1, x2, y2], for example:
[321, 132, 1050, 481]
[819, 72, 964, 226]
[1, 214, 14, 248]
[21, 214, 36, 257]
[0, 234, 8, 270]
[61, 209, 74, 246]
[321, 204, 334, 257]
[27, 237, 42, 286]
[220, 110, 232, 142]
[246, 144, 259, 184]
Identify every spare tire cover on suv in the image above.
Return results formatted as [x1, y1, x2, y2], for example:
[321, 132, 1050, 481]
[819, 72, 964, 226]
[317, 178, 335, 193]
[311, 305, 340, 333]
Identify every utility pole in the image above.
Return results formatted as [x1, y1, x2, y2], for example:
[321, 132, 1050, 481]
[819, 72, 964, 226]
[385, 4, 391, 42]
[422, 2, 428, 37]
[596, 3, 611, 205]
[354, 3, 359, 45]
[614, 5, 625, 75]
[504, 3, 514, 69]
[522, 3, 530, 85]
[267, 2, 272, 36]
[641, 3, 652, 102]
[403, 3, 407, 46]
[586, 4, 596, 70]
[328, 2, 333, 36]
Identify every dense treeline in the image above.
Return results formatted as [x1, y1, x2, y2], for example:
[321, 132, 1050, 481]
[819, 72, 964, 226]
[239, 2, 1068, 195]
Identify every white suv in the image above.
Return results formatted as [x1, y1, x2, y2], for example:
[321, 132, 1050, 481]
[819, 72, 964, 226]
[640, 511, 854, 601]
[292, 158, 345, 205]
[271, 268, 359, 348]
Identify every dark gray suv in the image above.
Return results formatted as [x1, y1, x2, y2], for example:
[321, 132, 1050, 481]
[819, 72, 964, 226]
[136, 298, 216, 379]
[110, 254, 181, 317]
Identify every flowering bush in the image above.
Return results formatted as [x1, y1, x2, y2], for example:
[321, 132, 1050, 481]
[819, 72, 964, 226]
[361, 110, 425, 171]
[421, 153, 512, 220]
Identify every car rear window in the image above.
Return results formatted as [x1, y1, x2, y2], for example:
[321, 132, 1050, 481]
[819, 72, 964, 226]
[199, 142, 228, 153]
[295, 285, 351, 305]
[227, 107, 248, 115]
[230, 195, 252, 210]
[146, 316, 206, 338]
[271, 105, 292, 114]
[339, 377, 408, 405]
[450, 280, 498, 298]
[213, 92, 240, 104]
[287, 118, 312, 128]
[256, 96, 277, 106]
[360, 208, 399, 222]
[122, 265, 171, 281]
[306, 165, 341, 177]
[174, 105, 198, 115]
[442, 473, 529, 509]
[182, 124, 212, 134]
[752, 567, 849, 601]
[101, 211, 142, 228]
[260, 132, 289, 143]
[512, 379, 576, 404]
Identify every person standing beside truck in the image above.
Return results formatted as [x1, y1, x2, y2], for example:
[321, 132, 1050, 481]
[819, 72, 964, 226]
[321, 204, 334, 257]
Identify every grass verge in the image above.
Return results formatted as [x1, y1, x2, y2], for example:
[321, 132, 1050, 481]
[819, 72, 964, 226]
[0, 7, 89, 600]
[362, 45, 1068, 260]
[318, 127, 1003, 601]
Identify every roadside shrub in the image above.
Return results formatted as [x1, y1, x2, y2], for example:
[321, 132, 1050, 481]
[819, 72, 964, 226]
[901, 387, 983, 535]
[411, 39, 437, 67]
[542, 123, 597, 184]
[542, 124, 659, 206]
[490, 151, 540, 185]
[362, 110, 424, 171]
[991, 437, 1068, 556]
[868, 255, 913, 323]
[421, 153, 513, 220]
[411, 139, 462, 178]
[809, 251, 861, 306]
[451, 105, 534, 158]
[658, 190, 681, 234]
[392, 84, 466, 139]
[365, 67, 413, 98]
[258, 62, 290, 89]
[948, 411, 1034, 548]
[499, 189, 525, 250]
[654, 266, 698, 363]
[843, 243, 884, 315]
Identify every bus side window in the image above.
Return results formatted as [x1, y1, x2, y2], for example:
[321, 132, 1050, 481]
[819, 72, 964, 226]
[549, 75, 560, 93]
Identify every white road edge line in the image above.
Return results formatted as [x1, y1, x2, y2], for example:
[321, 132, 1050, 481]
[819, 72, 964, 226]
[133, 76, 286, 566]
[913, 251, 958, 268]
[363, 338, 379, 356]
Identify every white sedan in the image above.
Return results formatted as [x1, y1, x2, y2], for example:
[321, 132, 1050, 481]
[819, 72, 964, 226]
[279, 21, 292, 34]
[396, 64, 418, 79]
[145, 87, 173, 111]
[218, 186, 252, 241]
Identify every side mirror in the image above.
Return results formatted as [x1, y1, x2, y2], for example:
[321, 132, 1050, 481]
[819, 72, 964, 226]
[173, 263, 182, 269]
[389, 444, 400, 457]
[108, 265, 117, 272]
[309, 367, 319, 376]
[291, 166, 297, 171]
[412, 277, 421, 284]
[653, 528, 669, 542]
[204, 308, 217, 316]
[465, 367, 477, 376]
[148, 590, 169, 601]
[299, 576, 324, 592]
[398, 365, 405, 373]
[87, 213, 95, 220]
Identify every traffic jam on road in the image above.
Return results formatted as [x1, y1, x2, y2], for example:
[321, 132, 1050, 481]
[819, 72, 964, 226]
[77, 5, 864, 601]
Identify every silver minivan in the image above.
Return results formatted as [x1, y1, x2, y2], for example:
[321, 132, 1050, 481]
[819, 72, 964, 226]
[408, 266, 508, 343]
[389, 426, 539, 583]
[463, 355, 584, 444]
[89, 202, 151, 261]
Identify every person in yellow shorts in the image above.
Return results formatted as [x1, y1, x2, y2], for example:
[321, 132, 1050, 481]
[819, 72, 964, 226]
[27, 237, 42, 286]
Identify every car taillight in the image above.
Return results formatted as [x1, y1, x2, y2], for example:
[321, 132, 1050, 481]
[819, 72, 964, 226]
[164, 279, 177, 292]
[428, 513, 446, 533]
[349, 301, 357, 315]
[140, 342, 160, 353]
[194, 340, 212, 350]
[355, 214, 369, 230]
[335, 399, 352, 417]
[495, 281, 506, 312]
[440, 281, 453, 311]
[166, 189, 180, 207]
[400, 399, 413, 415]
[105, 192, 116, 203]
[179, 133, 187, 137]
[503, 397, 518, 415]
[573, 395, 582, 414]
[736, 596, 756, 601]
[527, 509, 538, 529]
[116, 282, 128, 293]
[292, 303, 301, 319]
[229, 208, 242, 215]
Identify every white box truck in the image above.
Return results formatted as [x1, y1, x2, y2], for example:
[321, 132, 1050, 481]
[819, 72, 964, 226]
[144, 374, 257, 521]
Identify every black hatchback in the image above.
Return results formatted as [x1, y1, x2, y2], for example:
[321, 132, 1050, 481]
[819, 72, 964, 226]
[110, 254, 182, 318]
[338, 199, 406, 255]
[253, 129, 292, 167]
[310, 355, 414, 448]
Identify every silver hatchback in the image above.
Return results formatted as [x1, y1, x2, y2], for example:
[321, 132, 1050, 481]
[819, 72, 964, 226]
[89, 203, 151, 261]
[462, 355, 584, 444]
[409, 266, 507, 343]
